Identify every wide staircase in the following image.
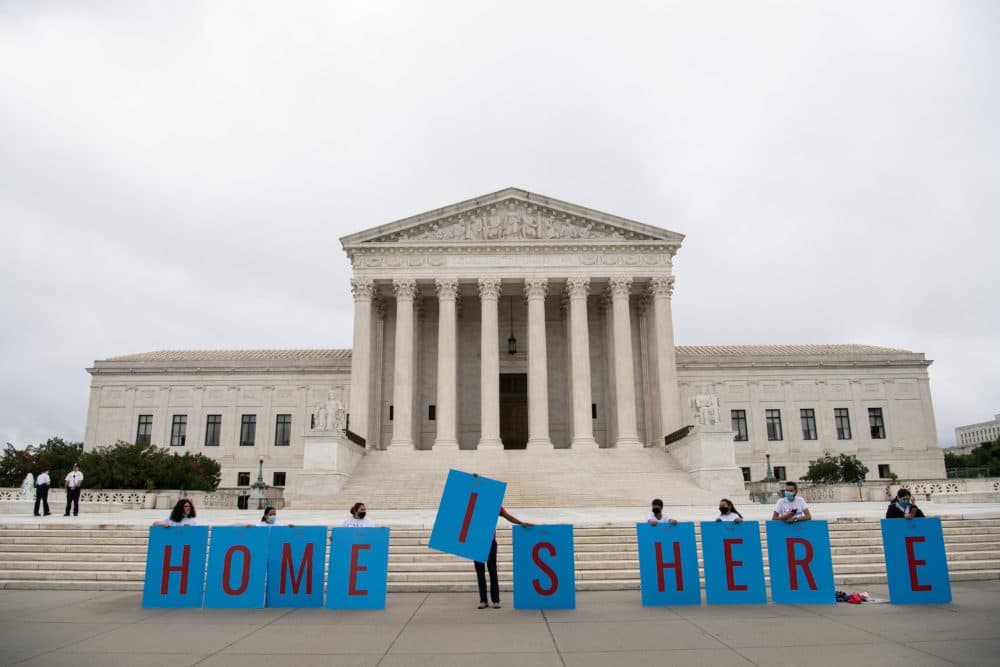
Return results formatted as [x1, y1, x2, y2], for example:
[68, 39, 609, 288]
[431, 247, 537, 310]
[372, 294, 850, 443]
[323, 446, 740, 509]
[1, 518, 998, 592]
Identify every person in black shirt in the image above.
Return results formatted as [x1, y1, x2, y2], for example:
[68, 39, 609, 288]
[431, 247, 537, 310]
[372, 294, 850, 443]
[886, 489, 925, 519]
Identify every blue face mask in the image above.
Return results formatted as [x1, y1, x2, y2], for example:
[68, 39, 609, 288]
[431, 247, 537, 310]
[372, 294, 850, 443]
[784, 491, 795, 501]
[898, 500, 910, 510]
[265, 515, 276, 524]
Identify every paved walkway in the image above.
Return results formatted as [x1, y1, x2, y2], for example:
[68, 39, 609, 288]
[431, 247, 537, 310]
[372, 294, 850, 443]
[3, 501, 1000, 527]
[0, 581, 998, 666]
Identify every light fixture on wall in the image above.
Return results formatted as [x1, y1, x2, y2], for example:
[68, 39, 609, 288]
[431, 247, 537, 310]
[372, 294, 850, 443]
[507, 296, 517, 355]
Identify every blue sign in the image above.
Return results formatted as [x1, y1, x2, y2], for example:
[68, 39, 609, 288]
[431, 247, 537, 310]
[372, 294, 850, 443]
[701, 521, 767, 604]
[765, 520, 835, 604]
[636, 522, 700, 606]
[881, 518, 952, 604]
[428, 469, 507, 562]
[512, 524, 575, 610]
[266, 526, 328, 608]
[204, 527, 269, 608]
[327, 527, 390, 609]
[142, 526, 209, 608]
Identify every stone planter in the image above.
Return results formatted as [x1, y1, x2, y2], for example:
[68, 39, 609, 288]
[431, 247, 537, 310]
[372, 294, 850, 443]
[155, 494, 175, 510]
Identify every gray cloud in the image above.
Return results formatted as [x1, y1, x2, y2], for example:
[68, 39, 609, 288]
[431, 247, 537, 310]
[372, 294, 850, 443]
[1, 1, 996, 447]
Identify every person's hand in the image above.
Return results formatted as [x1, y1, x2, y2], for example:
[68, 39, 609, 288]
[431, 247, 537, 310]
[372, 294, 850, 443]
[734, 517, 743, 523]
[669, 518, 678, 525]
[523, 522, 534, 528]
[648, 519, 658, 526]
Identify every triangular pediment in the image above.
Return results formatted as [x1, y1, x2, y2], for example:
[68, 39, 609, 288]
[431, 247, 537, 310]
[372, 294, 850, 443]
[340, 188, 684, 246]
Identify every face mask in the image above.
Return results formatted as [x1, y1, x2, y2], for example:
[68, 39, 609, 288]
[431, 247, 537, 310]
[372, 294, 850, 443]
[719, 506, 730, 514]
[357, 511, 367, 519]
[652, 508, 662, 516]
[784, 491, 795, 500]
[265, 515, 276, 524]
[898, 500, 910, 510]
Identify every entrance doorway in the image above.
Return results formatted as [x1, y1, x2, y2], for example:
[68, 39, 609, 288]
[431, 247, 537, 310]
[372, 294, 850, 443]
[499, 373, 528, 449]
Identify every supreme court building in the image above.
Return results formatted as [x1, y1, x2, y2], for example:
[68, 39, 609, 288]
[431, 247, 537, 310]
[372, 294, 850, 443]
[83, 189, 947, 503]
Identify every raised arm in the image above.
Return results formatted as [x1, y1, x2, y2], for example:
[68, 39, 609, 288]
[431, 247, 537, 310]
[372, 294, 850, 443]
[500, 508, 533, 528]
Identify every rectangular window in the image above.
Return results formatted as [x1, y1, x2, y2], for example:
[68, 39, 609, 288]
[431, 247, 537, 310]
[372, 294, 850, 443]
[869, 408, 886, 439]
[240, 414, 256, 446]
[237, 472, 250, 486]
[766, 409, 783, 441]
[272, 471, 286, 486]
[275, 414, 292, 446]
[136, 415, 153, 446]
[388, 405, 393, 421]
[592, 403, 598, 419]
[170, 415, 187, 447]
[835, 408, 852, 440]
[800, 408, 818, 440]
[204, 415, 221, 447]
[428, 405, 436, 421]
[741, 466, 752, 482]
[773, 466, 787, 481]
[878, 464, 891, 479]
[731, 410, 748, 442]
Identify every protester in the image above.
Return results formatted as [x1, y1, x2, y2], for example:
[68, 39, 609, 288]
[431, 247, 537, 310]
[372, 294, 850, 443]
[64, 463, 84, 516]
[33, 467, 51, 517]
[886, 489, 926, 519]
[342, 501, 373, 527]
[474, 506, 533, 609]
[715, 498, 743, 522]
[646, 498, 678, 525]
[771, 481, 811, 523]
[153, 499, 198, 526]
[249, 506, 295, 527]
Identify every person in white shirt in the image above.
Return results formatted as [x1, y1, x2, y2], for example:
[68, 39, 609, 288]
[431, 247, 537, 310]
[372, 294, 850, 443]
[153, 499, 198, 527]
[251, 506, 295, 527]
[647, 498, 678, 526]
[715, 498, 743, 522]
[34, 467, 52, 517]
[771, 481, 811, 523]
[63, 464, 84, 516]
[342, 502, 374, 527]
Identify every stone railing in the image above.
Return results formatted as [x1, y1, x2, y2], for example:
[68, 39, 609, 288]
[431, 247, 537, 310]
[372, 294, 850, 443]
[746, 478, 1000, 504]
[0, 487, 284, 510]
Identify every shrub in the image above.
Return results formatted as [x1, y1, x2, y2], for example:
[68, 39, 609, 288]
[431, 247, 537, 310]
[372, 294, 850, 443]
[801, 452, 869, 484]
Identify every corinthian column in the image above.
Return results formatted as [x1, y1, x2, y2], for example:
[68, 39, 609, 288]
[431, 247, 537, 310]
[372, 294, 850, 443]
[389, 279, 417, 449]
[524, 278, 551, 447]
[566, 278, 598, 448]
[649, 276, 681, 438]
[477, 278, 503, 449]
[348, 278, 375, 445]
[433, 278, 460, 449]
[608, 276, 642, 448]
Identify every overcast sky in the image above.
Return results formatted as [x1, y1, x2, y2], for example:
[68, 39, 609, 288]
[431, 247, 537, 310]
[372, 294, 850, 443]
[1, 1, 997, 448]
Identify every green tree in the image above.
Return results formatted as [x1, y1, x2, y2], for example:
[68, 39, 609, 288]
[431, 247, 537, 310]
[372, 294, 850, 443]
[945, 438, 1000, 476]
[801, 452, 869, 484]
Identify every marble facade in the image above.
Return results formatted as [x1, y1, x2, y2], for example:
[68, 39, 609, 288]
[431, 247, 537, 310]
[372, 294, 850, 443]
[83, 189, 947, 495]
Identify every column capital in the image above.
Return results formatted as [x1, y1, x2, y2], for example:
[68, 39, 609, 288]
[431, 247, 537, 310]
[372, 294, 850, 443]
[565, 277, 591, 299]
[477, 277, 502, 300]
[648, 276, 675, 298]
[524, 278, 548, 300]
[435, 278, 459, 300]
[607, 275, 633, 299]
[393, 279, 417, 301]
[351, 278, 376, 301]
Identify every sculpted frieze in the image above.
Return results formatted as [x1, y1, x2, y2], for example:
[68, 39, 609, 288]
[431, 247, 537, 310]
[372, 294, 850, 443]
[368, 199, 659, 243]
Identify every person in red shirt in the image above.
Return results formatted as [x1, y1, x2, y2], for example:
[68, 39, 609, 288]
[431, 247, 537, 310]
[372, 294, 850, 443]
[475, 506, 532, 609]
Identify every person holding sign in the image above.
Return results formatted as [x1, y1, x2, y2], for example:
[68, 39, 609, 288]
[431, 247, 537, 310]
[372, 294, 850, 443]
[715, 498, 743, 522]
[343, 502, 374, 527]
[771, 481, 811, 523]
[475, 507, 532, 609]
[647, 498, 678, 525]
[251, 506, 295, 527]
[886, 489, 925, 519]
[153, 499, 198, 527]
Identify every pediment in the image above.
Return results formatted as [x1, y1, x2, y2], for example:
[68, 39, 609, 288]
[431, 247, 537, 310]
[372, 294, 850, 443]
[340, 188, 684, 247]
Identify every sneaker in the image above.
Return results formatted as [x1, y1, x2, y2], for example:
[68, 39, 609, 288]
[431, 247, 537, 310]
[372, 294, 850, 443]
[477, 603, 488, 609]
[33, 513, 40, 517]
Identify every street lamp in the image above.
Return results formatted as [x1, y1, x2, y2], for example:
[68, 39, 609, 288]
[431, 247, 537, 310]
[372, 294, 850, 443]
[250, 456, 267, 510]
[764, 450, 776, 483]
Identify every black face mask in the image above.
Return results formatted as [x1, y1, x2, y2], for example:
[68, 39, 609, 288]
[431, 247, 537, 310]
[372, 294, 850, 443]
[357, 511, 367, 519]
[652, 507, 662, 516]
[719, 506, 730, 514]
